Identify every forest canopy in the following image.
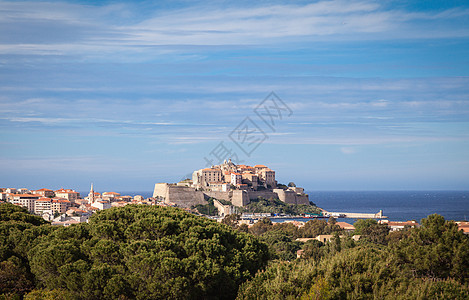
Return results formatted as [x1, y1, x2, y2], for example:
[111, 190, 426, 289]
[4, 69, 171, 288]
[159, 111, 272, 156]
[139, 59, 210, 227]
[0, 203, 269, 300]
[1, 203, 468, 300]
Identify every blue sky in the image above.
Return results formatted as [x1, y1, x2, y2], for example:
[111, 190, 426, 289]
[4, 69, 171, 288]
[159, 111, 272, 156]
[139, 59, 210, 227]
[1, 0, 468, 191]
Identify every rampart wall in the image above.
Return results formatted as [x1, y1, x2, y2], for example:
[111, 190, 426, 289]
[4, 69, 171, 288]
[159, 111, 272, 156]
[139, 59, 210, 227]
[153, 183, 310, 208]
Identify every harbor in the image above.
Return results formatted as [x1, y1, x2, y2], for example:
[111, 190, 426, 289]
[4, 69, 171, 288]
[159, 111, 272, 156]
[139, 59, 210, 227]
[240, 209, 387, 221]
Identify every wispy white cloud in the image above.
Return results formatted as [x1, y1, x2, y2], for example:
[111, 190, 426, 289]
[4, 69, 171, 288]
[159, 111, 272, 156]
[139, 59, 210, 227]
[1, 0, 468, 57]
[0, 156, 111, 172]
[340, 146, 357, 154]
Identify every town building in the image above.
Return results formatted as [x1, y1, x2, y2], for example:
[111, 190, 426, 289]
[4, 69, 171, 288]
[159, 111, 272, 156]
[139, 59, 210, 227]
[51, 215, 89, 226]
[51, 198, 72, 214]
[379, 220, 419, 231]
[17, 188, 30, 194]
[315, 235, 334, 243]
[34, 197, 52, 215]
[10, 194, 41, 212]
[456, 221, 469, 235]
[208, 182, 230, 192]
[120, 195, 132, 202]
[111, 201, 129, 208]
[192, 168, 223, 188]
[230, 173, 242, 186]
[91, 200, 111, 210]
[191, 159, 276, 191]
[6, 188, 17, 194]
[55, 189, 80, 202]
[102, 192, 120, 201]
[133, 195, 144, 201]
[336, 222, 355, 232]
[32, 188, 55, 198]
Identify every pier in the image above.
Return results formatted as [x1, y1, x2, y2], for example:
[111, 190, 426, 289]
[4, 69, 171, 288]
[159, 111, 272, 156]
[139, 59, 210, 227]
[322, 210, 387, 219]
[239, 210, 387, 220]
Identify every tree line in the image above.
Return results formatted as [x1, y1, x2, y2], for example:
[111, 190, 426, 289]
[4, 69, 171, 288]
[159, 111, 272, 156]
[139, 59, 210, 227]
[1, 202, 468, 299]
[0, 203, 268, 299]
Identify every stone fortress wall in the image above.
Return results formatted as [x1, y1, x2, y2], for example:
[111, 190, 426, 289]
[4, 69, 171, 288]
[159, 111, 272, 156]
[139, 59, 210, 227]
[153, 183, 206, 208]
[153, 183, 310, 208]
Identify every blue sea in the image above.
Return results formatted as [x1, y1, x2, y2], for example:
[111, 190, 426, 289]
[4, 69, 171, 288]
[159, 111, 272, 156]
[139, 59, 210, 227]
[91, 191, 469, 223]
[308, 191, 469, 222]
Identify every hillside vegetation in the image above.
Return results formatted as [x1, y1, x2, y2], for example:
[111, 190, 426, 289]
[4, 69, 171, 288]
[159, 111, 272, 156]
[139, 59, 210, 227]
[1, 203, 468, 299]
[0, 203, 268, 299]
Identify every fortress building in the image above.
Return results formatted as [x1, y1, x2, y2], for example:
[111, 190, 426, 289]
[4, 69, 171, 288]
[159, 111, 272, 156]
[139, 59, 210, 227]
[153, 160, 309, 208]
[192, 159, 277, 191]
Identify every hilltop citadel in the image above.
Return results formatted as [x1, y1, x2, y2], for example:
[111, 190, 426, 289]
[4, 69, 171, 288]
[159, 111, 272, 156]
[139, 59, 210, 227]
[153, 159, 310, 208]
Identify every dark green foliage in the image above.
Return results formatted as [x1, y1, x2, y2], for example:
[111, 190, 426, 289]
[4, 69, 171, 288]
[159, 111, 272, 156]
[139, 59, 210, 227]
[0, 203, 53, 298]
[392, 214, 469, 283]
[298, 219, 342, 238]
[216, 198, 232, 206]
[240, 197, 320, 215]
[238, 214, 469, 299]
[260, 231, 301, 261]
[24, 289, 76, 300]
[26, 205, 269, 299]
[0, 258, 35, 297]
[2, 202, 468, 300]
[248, 217, 273, 236]
[193, 198, 218, 216]
[247, 220, 301, 261]
[0, 203, 47, 226]
[238, 245, 469, 299]
[354, 219, 390, 245]
[353, 218, 378, 235]
[276, 183, 288, 190]
[300, 240, 325, 261]
[361, 223, 390, 245]
[222, 214, 241, 229]
[247, 219, 343, 262]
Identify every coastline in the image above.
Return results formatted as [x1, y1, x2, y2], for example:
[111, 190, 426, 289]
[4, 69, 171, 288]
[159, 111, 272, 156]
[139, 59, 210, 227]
[99, 190, 469, 223]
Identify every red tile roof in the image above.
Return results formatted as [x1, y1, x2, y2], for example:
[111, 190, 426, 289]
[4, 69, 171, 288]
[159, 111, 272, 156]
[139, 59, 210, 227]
[52, 199, 71, 203]
[336, 222, 355, 230]
[388, 221, 418, 227]
[55, 189, 78, 194]
[12, 194, 41, 198]
[36, 197, 52, 202]
[457, 222, 469, 234]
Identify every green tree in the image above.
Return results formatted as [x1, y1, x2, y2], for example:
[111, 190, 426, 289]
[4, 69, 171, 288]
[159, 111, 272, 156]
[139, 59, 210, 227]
[353, 219, 377, 235]
[299, 219, 342, 238]
[260, 231, 301, 261]
[361, 223, 390, 245]
[27, 205, 270, 299]
[331, 232, 341, 254]
[0, 203, 52, 298]
[300, 240, 325, 262]
[392, 214, 469, 282]
[248, 218, 272, 236]
[222, 214, 241, 229]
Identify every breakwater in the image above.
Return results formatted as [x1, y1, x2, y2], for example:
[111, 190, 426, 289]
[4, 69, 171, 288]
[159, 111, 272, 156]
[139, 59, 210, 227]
[323, 210, 387, 219]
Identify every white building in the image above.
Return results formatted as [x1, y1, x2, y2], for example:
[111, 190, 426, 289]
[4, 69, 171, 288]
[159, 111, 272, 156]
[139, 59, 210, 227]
[192, 168, 223, 188]
[35, 197, 52, 215]
[55, 189, 80, 202]
[6, 188, 17, 194]
[10, 194, 41, 213]
[91, 200, 111, 210]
